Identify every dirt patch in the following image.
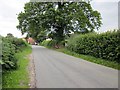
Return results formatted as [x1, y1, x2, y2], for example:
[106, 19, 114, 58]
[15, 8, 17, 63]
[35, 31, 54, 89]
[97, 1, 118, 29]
[28, 54, 36, 88]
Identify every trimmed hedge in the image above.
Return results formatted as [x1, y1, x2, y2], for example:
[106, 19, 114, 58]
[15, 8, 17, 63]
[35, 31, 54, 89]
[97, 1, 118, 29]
[67, 30, 120, 63]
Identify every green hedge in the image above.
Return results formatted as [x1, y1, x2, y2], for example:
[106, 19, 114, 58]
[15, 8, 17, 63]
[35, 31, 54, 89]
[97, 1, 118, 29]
[41, 40, 51, 47]
[67, 30, 120, 63]
[13, 38, 28, 52]
[1, 37, 28, 70]
[41, 39, 65, 48]
[2, 37, 17, 69]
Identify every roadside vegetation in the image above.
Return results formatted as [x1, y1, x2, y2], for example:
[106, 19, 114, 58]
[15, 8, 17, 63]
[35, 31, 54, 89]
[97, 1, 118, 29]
[57, 48, 119, 69]
[41, 30, 120, 70]
[67, 30, 120, 64]
[1, 33, 32, 88]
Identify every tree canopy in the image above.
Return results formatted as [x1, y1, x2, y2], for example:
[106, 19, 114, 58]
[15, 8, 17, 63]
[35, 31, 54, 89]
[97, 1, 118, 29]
[17, 2, 102, 43]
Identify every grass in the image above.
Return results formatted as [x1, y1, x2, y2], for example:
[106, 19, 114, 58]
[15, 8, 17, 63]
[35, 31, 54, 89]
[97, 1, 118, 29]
[56, 48, 119, 70]
[2, 46, 32, 88]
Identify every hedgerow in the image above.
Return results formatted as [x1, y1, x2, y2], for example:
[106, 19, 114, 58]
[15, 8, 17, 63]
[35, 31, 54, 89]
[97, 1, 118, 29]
[41, 39, 65, 48]
[13, 38, 28, 52]
[41, 40, 51, 47]
[67, 30, 120, 63]
[2, 37, 17, 69]
[1, 36, 28, 70]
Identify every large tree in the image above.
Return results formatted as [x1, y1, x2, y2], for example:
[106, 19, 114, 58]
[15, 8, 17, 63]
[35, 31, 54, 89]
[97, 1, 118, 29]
[17, 2, 102, 43]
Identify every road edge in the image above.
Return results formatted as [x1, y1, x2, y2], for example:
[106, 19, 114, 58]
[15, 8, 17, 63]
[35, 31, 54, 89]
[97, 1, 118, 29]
[28, 53, 37, 88]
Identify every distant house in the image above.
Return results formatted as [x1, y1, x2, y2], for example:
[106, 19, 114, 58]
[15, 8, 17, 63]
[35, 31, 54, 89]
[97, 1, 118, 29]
[27, 37, 35, 45]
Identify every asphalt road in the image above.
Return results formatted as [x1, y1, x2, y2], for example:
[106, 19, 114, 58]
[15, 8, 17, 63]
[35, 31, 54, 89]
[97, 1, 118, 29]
[32, 45, 118, 88]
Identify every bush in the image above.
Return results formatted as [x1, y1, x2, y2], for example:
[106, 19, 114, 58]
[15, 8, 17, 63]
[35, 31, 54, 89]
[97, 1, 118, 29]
[67, 30, 120, 63]
[41, 39, 65, 48]
[41, 40, 51, 47]
[1, 36, 28, 70]
[2, 37, 17, 70]
[5, 37, 27, 52]
[12, 38, 28, 52]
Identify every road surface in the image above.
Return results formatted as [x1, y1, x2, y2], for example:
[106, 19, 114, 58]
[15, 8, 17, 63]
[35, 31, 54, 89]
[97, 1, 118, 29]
[32, 45, 118, 88]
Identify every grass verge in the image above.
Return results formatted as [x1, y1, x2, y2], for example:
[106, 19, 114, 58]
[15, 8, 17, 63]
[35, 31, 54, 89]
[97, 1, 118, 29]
[2, 46, 32, 88]
[56, 48, 119, 70]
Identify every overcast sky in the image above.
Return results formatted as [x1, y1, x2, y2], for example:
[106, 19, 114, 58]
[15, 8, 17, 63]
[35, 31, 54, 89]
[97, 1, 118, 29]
[0, 0, 119, 38]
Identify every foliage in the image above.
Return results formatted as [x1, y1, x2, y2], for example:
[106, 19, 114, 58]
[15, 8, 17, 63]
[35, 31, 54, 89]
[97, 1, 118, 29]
[57, 48, 120, 69]
[17, 2, 102, 43]
[1, 35, 29, 70]
[41, 40, 51, 47]
[2, 46, 32, 88]
[2, 33, 31, 88]
[12, 38, 28, 52]
[6, 33, 14, 38]
[2, 37, 17, 70]
[67, 30, 120, 63]
[41, 39, 65, 48]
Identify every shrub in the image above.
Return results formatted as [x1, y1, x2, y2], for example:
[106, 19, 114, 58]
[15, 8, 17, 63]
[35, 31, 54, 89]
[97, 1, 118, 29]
[41, 40, 51, 47]
[41, 39, 64, 48]
[5, 37, 27, 52]
[1, 36, 28, 70]
[67, 30, 120, 63]
[12, 38, 28, 52]
[2, 37, 17, 70]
